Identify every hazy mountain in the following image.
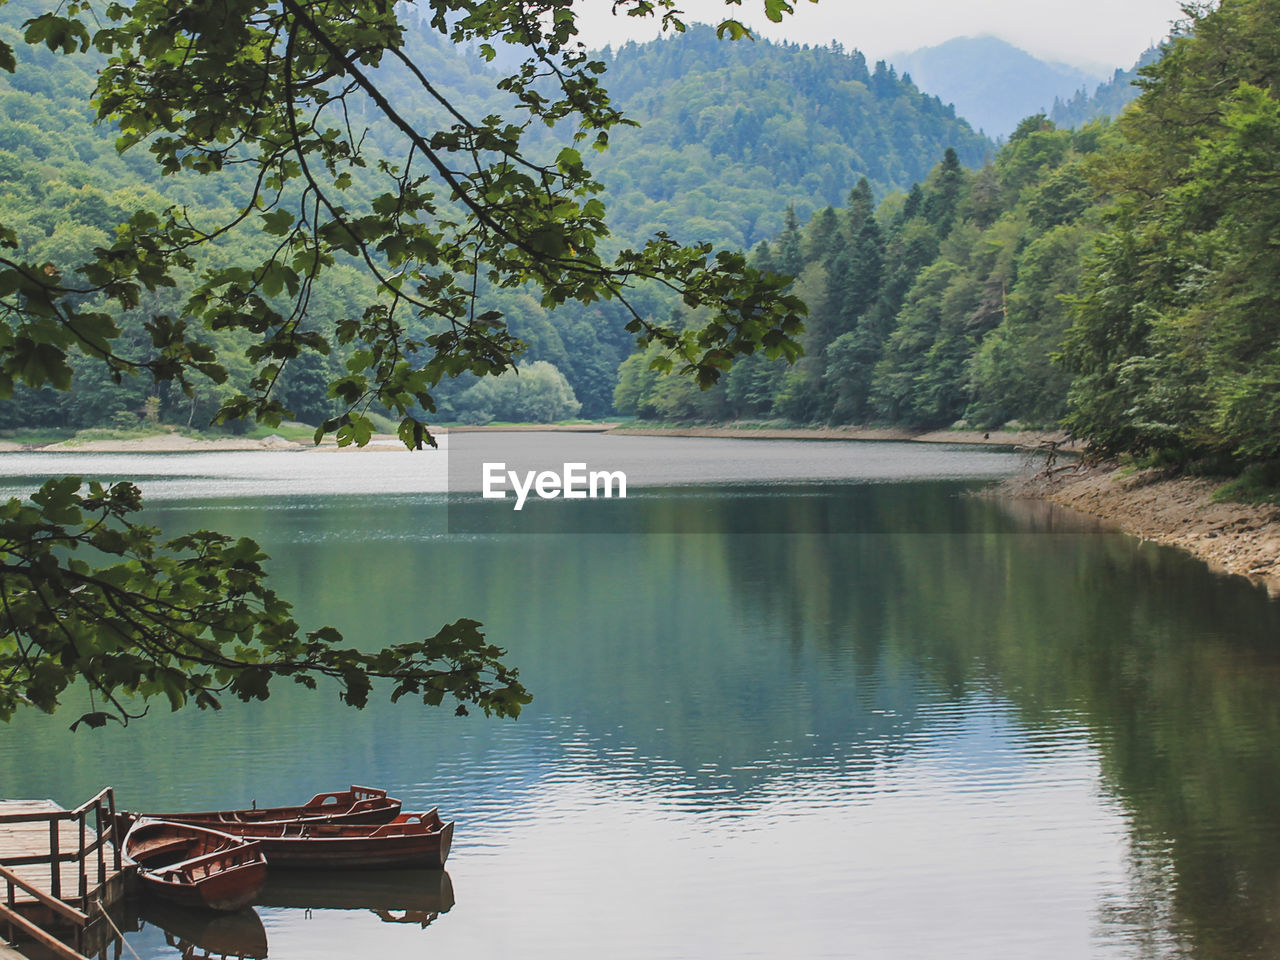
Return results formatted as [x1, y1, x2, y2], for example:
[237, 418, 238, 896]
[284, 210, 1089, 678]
[890, 36, 1102, 138]
[1050, 46, 1163, 128]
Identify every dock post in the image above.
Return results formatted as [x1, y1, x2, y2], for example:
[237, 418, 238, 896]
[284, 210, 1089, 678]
[77, 813, 87, 903]
[106, 791, 120, 874]
[47, 820, 60, 900]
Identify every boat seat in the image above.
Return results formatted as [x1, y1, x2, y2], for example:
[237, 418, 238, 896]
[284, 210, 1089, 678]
[154, 844, 243, 876]
[134, 838, 197, 864]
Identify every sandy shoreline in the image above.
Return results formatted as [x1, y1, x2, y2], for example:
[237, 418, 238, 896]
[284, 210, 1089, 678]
[0, 423, 1071, 454]
[0, 432, 419, 453]
[1006, 461, 1280, 596]
[606, 424, 1073, 448]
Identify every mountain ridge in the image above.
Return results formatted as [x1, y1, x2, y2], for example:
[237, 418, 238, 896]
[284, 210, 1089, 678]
[889, 36, 1103, 138]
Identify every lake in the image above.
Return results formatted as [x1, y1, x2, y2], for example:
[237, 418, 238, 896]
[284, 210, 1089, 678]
[2, 435, 1279, 959]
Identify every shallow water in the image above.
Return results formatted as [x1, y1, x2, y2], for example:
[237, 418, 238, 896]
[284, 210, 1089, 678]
[2, 437, 1278, 959]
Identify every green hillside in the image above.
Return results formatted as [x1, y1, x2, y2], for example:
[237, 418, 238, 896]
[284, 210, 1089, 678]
[0, 9, 991, 424]
[590, 27, 991, 249]
[619, 0, 1280, 479]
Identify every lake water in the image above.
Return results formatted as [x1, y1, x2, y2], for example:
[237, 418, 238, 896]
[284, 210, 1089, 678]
[3, 435, 1280, 959]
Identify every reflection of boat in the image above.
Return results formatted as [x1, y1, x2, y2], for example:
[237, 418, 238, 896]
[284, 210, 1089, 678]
[124, 819, 268, 912]
[259, 868, 454, 928]
[258, 867, 455, 914]
[117, 785, 400, 836]
[195, 811, 454, 869]
[138, 901, 269, 960]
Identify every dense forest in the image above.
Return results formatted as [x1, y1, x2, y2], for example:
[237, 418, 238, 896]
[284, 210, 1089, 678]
[0, 8, 987, 428]
[615, 126, 1102, 430]
[4, 0, 1279, 476]
[619, 0, 1280, 474]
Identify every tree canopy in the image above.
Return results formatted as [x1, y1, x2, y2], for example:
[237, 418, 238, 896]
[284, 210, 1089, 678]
[619, 0, 1280, 483]
[0, 0, 809, 727]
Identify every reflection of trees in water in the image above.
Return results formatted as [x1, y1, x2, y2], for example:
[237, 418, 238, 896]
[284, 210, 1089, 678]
[213, 481, 1280, 960]
[67, 484, 1280, 959]
[718, 490, 1280, 959]
[1095, 835, 1187, 960]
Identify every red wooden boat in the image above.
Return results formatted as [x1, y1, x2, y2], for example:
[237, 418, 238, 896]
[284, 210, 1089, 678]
[207, 811, 454, 870]
[124, 819, 268, 912]
[117, 785, 400, 835]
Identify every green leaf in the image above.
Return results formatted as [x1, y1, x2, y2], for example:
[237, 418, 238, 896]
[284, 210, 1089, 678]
[70, 712, 121, 732]
[715, 19, 752, 40]
[556, 147, 583, 173]
[261, 209, 295, 236]
[22, 14, 91, 54]
[763, 0, 794, 23]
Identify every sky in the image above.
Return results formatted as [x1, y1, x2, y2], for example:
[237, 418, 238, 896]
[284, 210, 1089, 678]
[572, 0, 1188, 74]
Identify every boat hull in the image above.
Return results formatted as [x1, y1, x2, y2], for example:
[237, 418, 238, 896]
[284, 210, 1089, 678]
[213, 812, 454, 870]
[256, 821, 453, 869]
[117, 785, 399, 838]
[124, 820, 268, 913]
[140, 859, 267, 912]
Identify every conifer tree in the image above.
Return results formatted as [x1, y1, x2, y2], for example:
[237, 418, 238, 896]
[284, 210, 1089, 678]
[775, 205, 805, 278]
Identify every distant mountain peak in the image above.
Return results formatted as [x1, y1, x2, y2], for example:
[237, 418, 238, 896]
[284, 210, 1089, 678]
[888, 35, 1106, 138]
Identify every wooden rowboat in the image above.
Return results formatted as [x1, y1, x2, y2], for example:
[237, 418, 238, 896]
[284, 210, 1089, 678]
[204, 811, 454, 870]
[124, 819, 268, 912]
[116, 785, 400, 837]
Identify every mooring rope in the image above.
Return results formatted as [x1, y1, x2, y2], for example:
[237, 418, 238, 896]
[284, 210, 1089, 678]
[94, 898, 142, 960]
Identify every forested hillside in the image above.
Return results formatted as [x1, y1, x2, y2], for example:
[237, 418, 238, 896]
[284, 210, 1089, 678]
[591, 28, 990, 248]
[620, 0, 1280, 475]
[0, 7, 989, 428]
[616, 128, 1103, 429]
[1050, 46, 1161, 129]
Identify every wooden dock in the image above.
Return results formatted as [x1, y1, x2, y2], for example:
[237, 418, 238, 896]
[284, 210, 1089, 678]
[0, 790, 132, 960]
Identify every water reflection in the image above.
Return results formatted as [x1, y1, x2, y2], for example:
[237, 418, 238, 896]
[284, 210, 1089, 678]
[2, 456, 1280, 958]
[135, 903, 268, 959]
[259, 869, 454, 928]
[120, 871, 454, 959]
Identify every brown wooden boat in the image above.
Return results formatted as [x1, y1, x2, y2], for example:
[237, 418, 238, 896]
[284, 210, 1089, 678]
[124, 819, 268, 912]
[117, 785, 400, 836]
[206, 810, 454, 870]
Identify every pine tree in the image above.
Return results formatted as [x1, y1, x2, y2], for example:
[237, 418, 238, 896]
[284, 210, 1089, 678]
[923, 147, 964, 234]
[846, 177, 875, 231]
[901, 183, 924, 221]
[751, 239, 777, 273]
[776, 205, 804, 277]
[805, 206, 841, 265]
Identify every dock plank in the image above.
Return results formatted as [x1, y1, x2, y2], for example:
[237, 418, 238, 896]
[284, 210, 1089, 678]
[0, 801, 117, 907]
